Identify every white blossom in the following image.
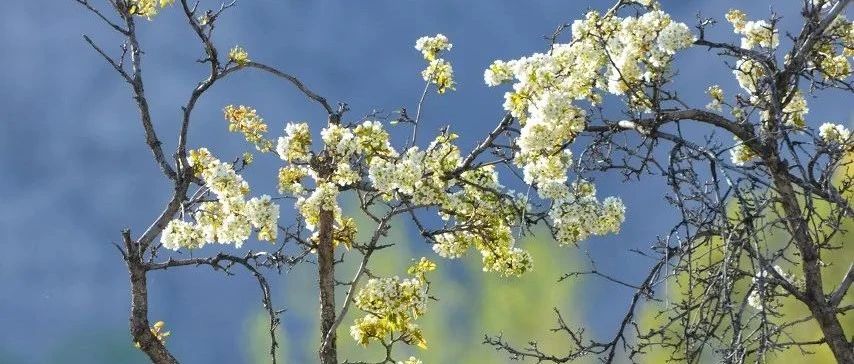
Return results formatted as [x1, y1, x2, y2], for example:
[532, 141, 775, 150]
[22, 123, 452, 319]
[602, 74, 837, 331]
[295, 182, 340, 231]
[161, 220, 204, 250]
[747, 265, 796, 310]
[321, 124, 358, 158]
[276, 122, 312, 162]
[730, 136, 756, 166]
[245, 195, 279, 242]
[161, 149, 280, 251]
[432, 232, 470, 259]
[740, 20, 779, 49]
[550, 193, 626, 246]
[733, 58, 766, 94]
[819, 122, 851, 144]
[414, 34, 452, 60]
[657, 22, 695, 54]
[782, 90, 809, 128]
[484, 60, 514, 87]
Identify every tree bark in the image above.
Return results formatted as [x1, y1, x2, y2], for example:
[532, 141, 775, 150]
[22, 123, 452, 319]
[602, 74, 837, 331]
[767, 159, 854, 363]
[315, 112, 342, 364]
[129, 264, 179, 364]
[125, 229, 179, 364]
[317, 207, 338, 364]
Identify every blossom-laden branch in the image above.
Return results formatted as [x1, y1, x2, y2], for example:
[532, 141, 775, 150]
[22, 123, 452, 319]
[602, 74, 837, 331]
[73, 1, 334, 363]
[481, 0, 853, 363]
[75, 0, 853, 363]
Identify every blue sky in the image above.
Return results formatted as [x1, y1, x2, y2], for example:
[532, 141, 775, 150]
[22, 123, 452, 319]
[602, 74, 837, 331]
[1, 1, 850, 363]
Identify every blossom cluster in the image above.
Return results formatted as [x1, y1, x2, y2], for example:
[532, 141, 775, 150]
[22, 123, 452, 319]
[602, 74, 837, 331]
[730, 62, 810, 168]
[781, 90, 809, 128]
[812, 16, 853, 80]
[549, 181, 626, 246]
[290, 187, 347, 247]
[483, 60, 513, 87]
[228, 46, 251, 67]
[276, 122, 312, 163]
[369, 148, 427, 198]
[134, 320, 170, 348]
[353, 120, 396, 160]
[363, 128, 533, 276]
[817, 50, 852, 79]
[603, 10, 694, 98]
[730, 136, 757, 166]
[278, 120, 398, 248]
[433, 226, 532, 277]
[747, 265, 798, 311]
[277, 166, 306, 195]
[160, 148, 279, 250]
[350, 258, 436, 350]
[415, 34, 456, 93]
[128, 0, 174, 19]
[414, 34, 452, 61]
[295, 182, 339, 232]
[368, 132, 459, 205]
[819, 122, 851, 145]
[483, 7, 683, 246]
[705, 85, 724, 112]
[150, 321, 170, 344]
[725, 9, 779, 50]
[725, 11, 852, 164]
[224, 105, 273, 152]
[428, 165, 534, 277]
[733, 58, 766, 96]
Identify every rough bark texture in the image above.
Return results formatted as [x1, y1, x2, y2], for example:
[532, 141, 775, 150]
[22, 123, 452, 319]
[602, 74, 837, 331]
[125, 230, 179, 364]
[129, 264, 179, 364]
[317, 207, 338, 363]
[767, 158, 853, 364]
[318, 113, 341, 364]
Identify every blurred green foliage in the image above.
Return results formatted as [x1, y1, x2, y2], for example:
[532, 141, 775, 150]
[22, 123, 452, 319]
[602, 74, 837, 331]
[246, 194, 588, 364]
[46, 328, 147, 364]
[637, 154, 853, 364]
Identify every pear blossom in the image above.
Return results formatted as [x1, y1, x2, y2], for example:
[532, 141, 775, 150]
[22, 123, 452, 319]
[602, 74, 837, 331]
[819, 123, 851, 144]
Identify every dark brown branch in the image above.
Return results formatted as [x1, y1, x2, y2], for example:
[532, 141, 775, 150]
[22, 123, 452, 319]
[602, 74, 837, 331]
[124, 13, 179, 180]
[829, 263, 853, 307]
[82, 35, 132, 83]
[124, 230, 179, 364]
[146, 252, 284, 363]
[247, 61, 335, 115]
[73, 0, 128, 34]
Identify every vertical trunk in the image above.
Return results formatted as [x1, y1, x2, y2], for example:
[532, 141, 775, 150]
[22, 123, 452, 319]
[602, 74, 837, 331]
[317, 113, 342, 364]
[809, 300, 854, 363]
[125, 181, 189, 363]
[317, 207, 338, 364]
[128, 257, 179, 364]
[768, 161, 853, 363]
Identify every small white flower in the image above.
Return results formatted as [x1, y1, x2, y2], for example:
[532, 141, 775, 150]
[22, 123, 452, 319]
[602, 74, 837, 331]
[819, 123, 850, 144]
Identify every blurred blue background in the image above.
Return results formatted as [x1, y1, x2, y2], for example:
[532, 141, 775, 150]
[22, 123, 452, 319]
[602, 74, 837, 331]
[0, 1, 849, 363]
